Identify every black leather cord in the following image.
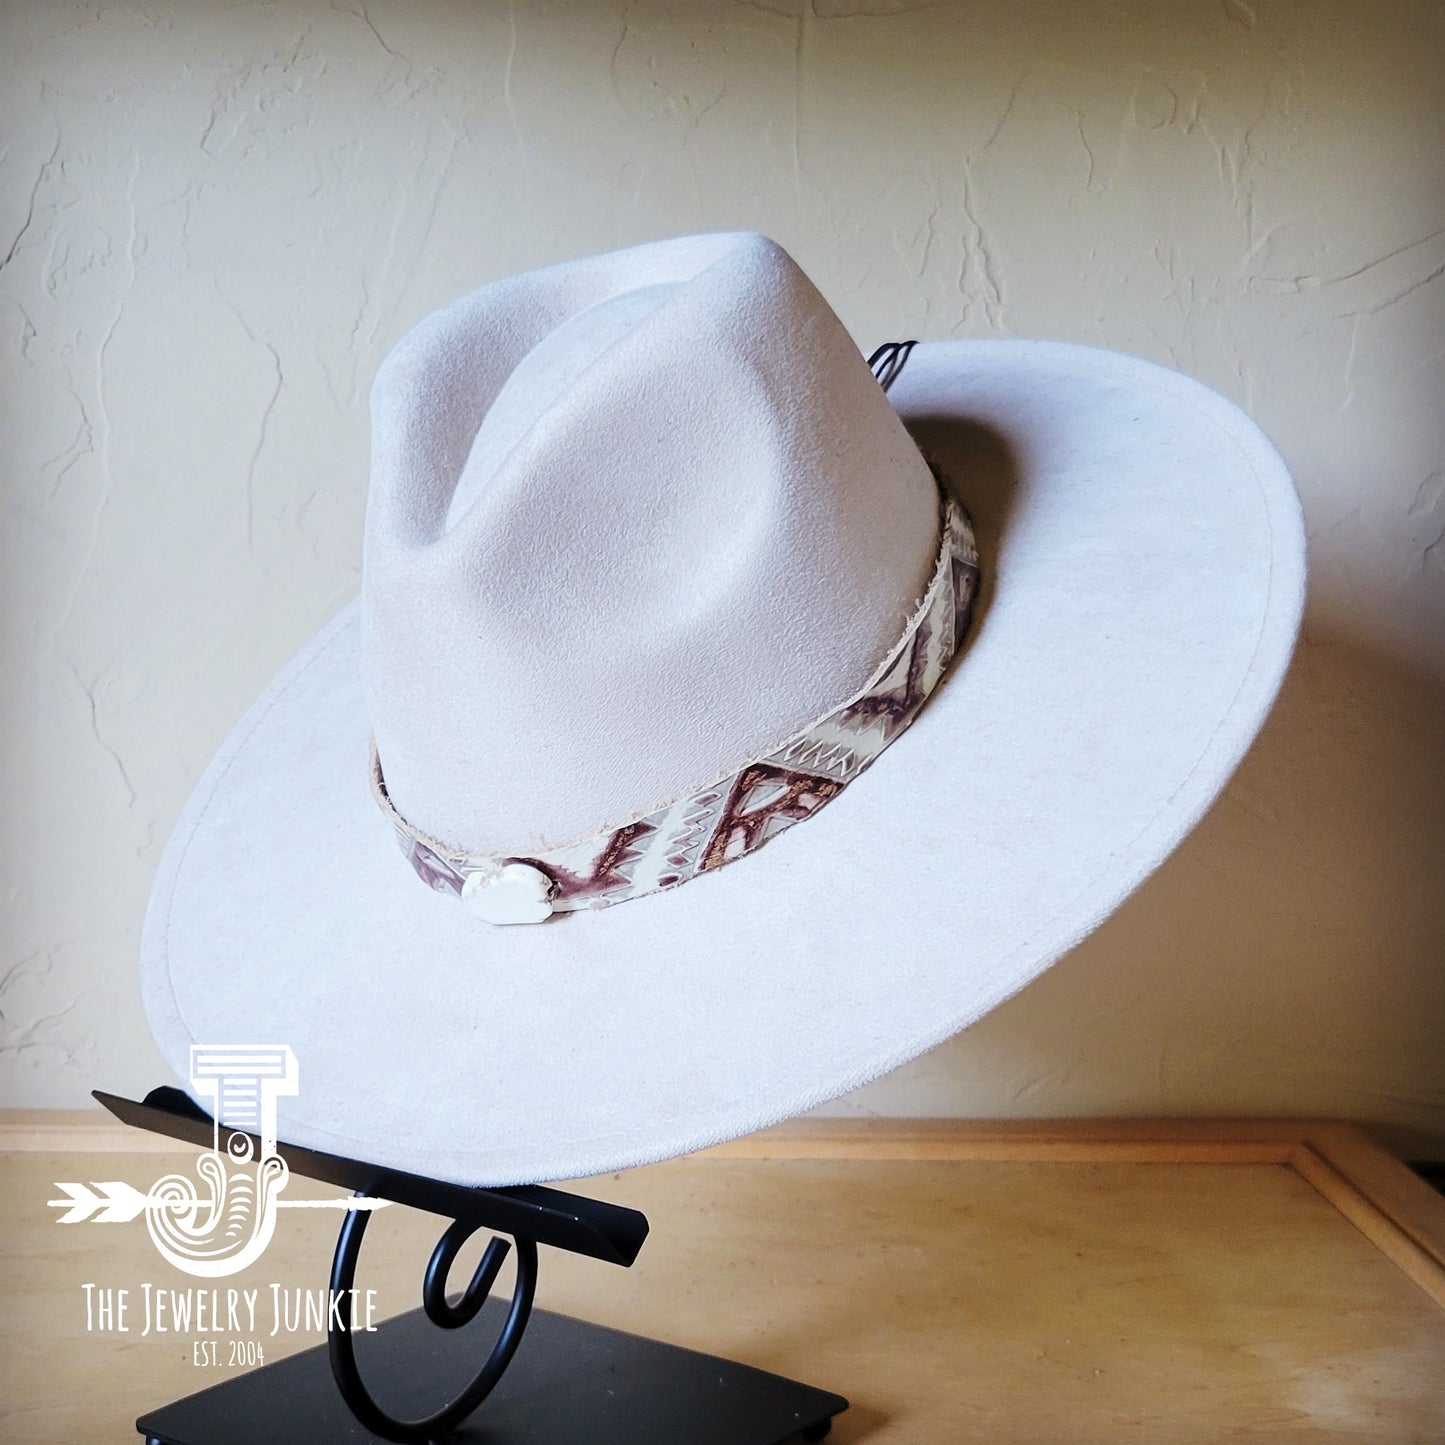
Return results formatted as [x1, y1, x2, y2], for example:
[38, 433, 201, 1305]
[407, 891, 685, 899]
[867, 339, 917, 392]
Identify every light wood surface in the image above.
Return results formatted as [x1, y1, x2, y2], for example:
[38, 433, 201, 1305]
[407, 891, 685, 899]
[1, 1117, 1441, 1442]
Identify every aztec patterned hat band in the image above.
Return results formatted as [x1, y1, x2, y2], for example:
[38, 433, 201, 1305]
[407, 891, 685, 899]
[369, 485, 980, 926]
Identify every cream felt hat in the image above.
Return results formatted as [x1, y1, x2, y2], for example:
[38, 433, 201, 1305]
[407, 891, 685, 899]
[140, 233, 1305, 1187]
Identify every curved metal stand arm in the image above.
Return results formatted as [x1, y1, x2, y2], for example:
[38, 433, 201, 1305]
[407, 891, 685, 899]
[328, 1192, 539, 1443]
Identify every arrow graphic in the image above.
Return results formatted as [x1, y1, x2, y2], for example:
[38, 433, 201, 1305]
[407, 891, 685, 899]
[49, 1181, 391, 1225]
[48, 1181, 151, 1225]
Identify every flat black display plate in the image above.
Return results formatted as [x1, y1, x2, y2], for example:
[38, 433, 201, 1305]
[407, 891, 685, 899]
[137, 1300, 847, 1444]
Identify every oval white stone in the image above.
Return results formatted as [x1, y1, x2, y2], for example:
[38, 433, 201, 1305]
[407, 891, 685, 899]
[460, 863, 555, 925]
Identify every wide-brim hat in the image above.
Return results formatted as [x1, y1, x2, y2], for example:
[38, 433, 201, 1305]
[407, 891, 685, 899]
[140, 233, 1305, 1186]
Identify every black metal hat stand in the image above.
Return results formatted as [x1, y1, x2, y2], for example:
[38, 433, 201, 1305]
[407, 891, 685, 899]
[98, 1088, 846, 1445]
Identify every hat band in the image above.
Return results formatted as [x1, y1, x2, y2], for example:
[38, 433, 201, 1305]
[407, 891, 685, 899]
[368, 486, 979, 925]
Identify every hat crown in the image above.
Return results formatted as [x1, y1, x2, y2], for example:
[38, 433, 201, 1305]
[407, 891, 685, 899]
[361, 233, 941, 853]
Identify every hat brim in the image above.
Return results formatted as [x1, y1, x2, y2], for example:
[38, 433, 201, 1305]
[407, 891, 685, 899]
[140, 340, 1304, 1186]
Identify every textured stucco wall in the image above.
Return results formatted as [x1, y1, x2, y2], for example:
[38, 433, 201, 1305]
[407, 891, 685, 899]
[2, 0, 1442, 1150]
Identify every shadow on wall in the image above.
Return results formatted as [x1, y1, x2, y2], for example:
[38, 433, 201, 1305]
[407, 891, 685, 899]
[835, 628, 1445, 1157]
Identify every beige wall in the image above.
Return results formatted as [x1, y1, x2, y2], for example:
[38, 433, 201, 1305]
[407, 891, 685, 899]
[2, 0, 1442, 1150]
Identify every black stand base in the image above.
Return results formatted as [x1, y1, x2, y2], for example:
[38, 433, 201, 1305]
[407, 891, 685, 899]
[137, 1300, 846, 1445]
[105, 1086, 846, 1443]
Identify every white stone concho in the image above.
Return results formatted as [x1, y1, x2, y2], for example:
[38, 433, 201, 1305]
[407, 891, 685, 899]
[370, 486, 979, 924]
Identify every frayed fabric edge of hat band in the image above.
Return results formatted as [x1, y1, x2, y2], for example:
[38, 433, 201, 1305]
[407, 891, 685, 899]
[367, 488, 980, 925]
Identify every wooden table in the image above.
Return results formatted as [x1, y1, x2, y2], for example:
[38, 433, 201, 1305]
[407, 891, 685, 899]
[1, 1117, 1442, 1442]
